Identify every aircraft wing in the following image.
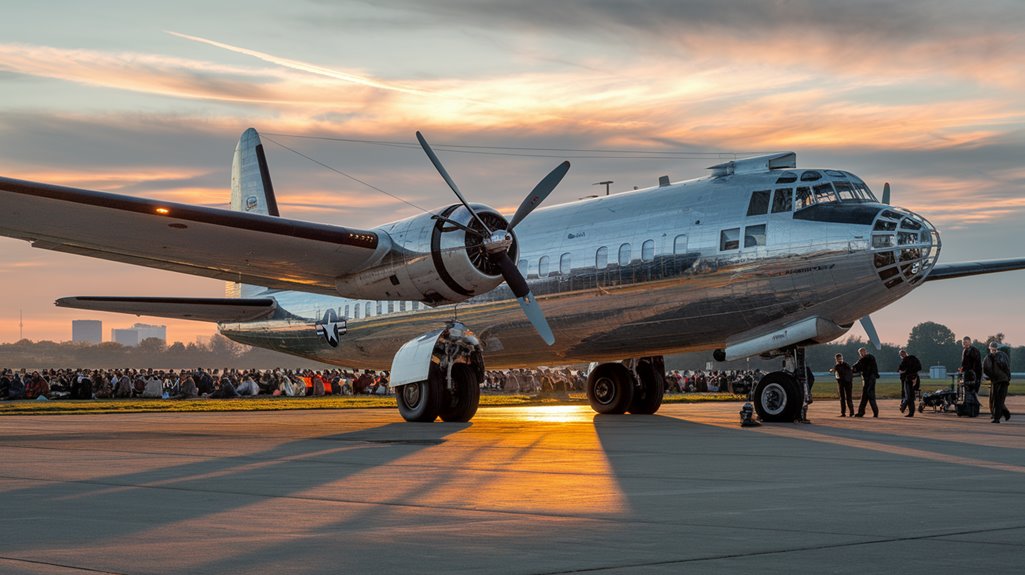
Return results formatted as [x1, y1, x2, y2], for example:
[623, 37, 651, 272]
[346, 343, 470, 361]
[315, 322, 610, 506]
[925, 258, 1025, 281]
[56, 296, 278, 323]
[0, 177, 387, 296]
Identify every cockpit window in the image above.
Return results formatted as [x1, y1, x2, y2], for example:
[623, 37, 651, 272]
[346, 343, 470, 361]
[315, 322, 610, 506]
[800, 171, 822, 182]
[775, 171, 797, 184]
[747, 190, 770, 216]
[833, 181, 857, 201]
[853, 182, 877, 201]
[813, 183, 837, 204]
[796, 186, 814, 209]
[771, 188, 793, 213]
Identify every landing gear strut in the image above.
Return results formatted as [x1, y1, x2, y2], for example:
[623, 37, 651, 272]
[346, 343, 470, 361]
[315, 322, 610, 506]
[392, 321, 484, 423]
[751, 346, 809, 423]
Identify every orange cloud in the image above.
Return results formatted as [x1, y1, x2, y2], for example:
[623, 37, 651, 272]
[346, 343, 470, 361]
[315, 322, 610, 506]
[2, 36, 1021, 160]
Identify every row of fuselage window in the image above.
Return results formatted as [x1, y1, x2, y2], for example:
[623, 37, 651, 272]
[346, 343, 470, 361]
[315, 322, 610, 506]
[514, 235, 691, 279]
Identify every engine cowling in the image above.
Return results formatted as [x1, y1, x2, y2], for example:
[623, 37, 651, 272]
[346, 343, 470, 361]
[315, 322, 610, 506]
[334, 204, 517, 305]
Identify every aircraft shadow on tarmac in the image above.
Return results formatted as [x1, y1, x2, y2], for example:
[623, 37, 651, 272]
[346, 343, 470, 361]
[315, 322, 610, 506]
[5, 410, 1025, 573]
[2, 422, 481, 568]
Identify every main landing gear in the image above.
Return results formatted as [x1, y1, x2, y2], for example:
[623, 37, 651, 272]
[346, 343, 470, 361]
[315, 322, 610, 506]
[586, 356, 665, 415]
[391, 323, 668, 422]
[751, 346, 810, 423]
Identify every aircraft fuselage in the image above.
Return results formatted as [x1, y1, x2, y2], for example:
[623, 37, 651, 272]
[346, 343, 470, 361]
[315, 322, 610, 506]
[219, 164, 939, 369]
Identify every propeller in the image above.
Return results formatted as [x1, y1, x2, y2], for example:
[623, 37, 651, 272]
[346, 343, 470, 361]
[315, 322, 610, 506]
[881, 182, 890, 205]
[416, 131, 569, 346]
[860, 316, 882, 351]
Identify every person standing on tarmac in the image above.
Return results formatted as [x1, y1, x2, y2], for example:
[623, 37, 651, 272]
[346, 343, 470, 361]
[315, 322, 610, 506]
[852, 347, 880, 418]
[983, 342, 1012, 424]
[958, 336, 982, 415]
[898, 349, 922, 417]
[960, 336, 983, 385]
[829, 353, 855, 417]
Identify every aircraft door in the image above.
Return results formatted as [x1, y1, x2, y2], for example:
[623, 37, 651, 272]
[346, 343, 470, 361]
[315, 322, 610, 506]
[559, 252, 572, 291]
[595, 246, 609, 288]
[673, 234, 688, 276]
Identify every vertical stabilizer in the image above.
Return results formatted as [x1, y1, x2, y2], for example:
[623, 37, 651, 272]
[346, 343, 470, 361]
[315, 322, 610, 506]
[231, 128, 280, 216]
[227, 128, 278, 298]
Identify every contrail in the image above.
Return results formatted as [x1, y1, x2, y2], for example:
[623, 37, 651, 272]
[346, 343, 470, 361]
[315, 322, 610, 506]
[167, 31, 427, 97]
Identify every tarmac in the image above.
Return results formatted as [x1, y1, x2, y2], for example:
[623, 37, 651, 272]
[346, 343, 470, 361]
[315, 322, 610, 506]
[2, 397, 1024, 574]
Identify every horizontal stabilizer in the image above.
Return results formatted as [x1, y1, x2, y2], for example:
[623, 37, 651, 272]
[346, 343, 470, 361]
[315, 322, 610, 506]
[56, 296, 277, 323]
[925, 258, 1025, 282]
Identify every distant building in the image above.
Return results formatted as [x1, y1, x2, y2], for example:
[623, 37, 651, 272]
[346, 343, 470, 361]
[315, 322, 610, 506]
[111, 323, 167, 347]
[111, 328, 140, 347]
[133, 323, 167, 342]
[72, 320, 102, 344]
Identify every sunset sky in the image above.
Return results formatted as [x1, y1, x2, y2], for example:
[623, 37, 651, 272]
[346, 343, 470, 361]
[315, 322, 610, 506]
[2, 0, 1024, 349]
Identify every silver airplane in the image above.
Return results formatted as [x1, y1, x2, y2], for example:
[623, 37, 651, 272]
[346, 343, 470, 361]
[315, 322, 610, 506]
[2, 128, 1023, 423]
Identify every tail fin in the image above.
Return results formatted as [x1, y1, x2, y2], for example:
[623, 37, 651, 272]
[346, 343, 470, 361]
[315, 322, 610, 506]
[230, 128, 280, 216]
[227, 128, 278, 298]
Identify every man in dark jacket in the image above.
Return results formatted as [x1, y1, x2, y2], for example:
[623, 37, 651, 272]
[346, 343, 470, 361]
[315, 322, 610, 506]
[960, 336, 983, 388]
[829, 353, 855, 417]
[983, 342, 1012, 423]
[852, 347, 879, 418]
[898, 349, 922, 417]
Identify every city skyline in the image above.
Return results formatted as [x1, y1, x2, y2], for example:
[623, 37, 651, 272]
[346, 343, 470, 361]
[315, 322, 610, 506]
[2, 1, 1024, 347]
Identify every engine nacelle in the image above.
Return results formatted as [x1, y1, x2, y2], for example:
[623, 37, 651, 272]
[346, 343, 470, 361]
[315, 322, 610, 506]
[335, 204, 516, 305]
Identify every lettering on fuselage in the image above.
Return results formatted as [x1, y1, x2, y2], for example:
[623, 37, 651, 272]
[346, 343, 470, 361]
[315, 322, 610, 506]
[779, 263, 836, 276]
[315, 309, 347, 347]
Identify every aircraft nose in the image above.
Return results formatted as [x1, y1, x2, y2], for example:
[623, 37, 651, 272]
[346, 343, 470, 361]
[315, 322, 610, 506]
[868, 207, 940, 289]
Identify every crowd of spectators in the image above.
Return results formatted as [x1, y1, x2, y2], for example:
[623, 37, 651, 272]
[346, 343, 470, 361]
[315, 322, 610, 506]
[665, 369, 761, 395]
[0, 366, 758, 401]
[0, 367, 392, 401]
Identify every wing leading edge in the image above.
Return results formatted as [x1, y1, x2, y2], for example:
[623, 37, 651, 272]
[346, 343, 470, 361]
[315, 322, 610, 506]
[0, 177, 389, 296]
[56, 296, 278, 323]
[925, 258, 1025, 282]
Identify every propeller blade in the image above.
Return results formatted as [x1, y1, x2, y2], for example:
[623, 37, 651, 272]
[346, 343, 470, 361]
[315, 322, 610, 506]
[416, 131, 491, 233]
[493, 251, 555, 345]
[515, 293, 556, 346]
[508, 161, 571, 231]
[881, 182, 891, 205]
[860, 315, 882, 351]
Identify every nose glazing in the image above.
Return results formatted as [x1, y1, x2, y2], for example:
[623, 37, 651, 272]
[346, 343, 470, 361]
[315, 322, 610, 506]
[869, 208, 940, 289]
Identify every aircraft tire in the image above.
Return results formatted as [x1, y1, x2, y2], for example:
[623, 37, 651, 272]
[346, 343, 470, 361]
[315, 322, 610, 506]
[753, 371, 802, 422]
[397, 366, 444, 423]
[628, 359, 664, 415]
[439, 363, 481, 423]
[587, 363, 634, 414]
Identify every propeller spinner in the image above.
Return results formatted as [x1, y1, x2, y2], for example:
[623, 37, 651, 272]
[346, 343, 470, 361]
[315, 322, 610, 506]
[416, 131, 569, 346]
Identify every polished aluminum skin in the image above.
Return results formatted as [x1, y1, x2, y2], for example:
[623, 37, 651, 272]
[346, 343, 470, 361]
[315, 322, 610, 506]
[220, 159, 939, 369]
